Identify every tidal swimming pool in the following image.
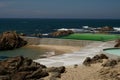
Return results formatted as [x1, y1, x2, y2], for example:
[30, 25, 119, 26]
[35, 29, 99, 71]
[103, 48, 120, 56]
[0, 46, 53, 60]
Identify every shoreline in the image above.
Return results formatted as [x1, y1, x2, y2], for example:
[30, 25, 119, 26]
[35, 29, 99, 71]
[26, 44, 81, 57]
[34, 41, 115, 67]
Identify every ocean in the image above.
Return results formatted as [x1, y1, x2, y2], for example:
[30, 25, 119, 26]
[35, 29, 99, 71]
[0, 18, 120, 34]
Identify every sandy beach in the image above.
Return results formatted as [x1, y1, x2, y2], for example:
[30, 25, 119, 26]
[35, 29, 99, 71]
[43, 63, 103, 80]
[43, 55, 120, 80]
[60, 63, 102, 80]
[38, 45, 81, 54]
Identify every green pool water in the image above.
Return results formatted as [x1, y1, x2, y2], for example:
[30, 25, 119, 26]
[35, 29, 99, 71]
[0, 46, 51, 60]
[104, 48, 120, 56]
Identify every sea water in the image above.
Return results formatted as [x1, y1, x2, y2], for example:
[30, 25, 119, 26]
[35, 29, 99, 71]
[0, 18, 120, 34]
[0, 46, 52, 60]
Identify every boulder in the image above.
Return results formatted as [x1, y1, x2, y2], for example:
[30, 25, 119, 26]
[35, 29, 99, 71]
[50, 30, 74, 37]
[83, 54, 109, 66]
[102, 59, 117, 67]
[83, 57, 91, 66]
[99, 54, 109, 59]
[18, 66, 39, 72]
[11, 72, 29, 80]
[114, 39, 120, 47]
[49, 72, 61, 80]
[0, 31, 27, 50]
[46, 66, 65, 73]
[0, 56, 66, 80]
[0, 66, 9, 75]
[26, 68, 49, 79]
[50, 72, 61, 78]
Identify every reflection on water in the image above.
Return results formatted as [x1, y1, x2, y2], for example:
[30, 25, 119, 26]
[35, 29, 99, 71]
[0, 46, 51, 60]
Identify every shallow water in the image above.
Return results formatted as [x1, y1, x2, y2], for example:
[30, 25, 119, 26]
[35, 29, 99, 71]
[104, 48, 120, 56]
[0, 46, 51, 60]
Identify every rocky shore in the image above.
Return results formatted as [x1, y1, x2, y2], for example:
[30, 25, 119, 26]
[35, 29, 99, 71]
[0, 54, 120, 80]
[60, 54, 120, 80]
[0, 56, 65, 80]
[0, 31, 27, 50]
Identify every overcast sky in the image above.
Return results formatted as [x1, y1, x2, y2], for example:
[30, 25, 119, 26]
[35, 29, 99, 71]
[0, 0, 120, 19]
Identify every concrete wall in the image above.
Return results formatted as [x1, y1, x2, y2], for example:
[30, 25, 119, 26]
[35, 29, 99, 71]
[23, 37, 98, 47]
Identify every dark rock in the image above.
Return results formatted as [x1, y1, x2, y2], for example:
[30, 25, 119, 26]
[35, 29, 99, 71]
[50, 30, 74, 37]
[51, 72, 61, 78]
[11, 72, 29, 80]
[0, 56, 66, 80]
[74, 64, 78, 68]
[46, 66, 65, 73]
[83, 57, 91, 66]
[83, 54, 109, 66]
[92, 54, 108, 62]
[22, 58, 32, 66]
[0, 31, 27, 50]
[102, 59, 117, 67]
[26, 68, 49, 79]
[99, 54, 109, 59]
[0, 75, 10, 80]
[92, 55, 100, 61]
[0, 67, 9, 75]
[114, 39, 120, 47]
[18, 66, 39, 72]
[30, 62, 47, 69]
[7, 56, 24, 70]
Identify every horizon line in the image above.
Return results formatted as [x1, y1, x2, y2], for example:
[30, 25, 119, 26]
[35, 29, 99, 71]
[0, 18, 120, 20]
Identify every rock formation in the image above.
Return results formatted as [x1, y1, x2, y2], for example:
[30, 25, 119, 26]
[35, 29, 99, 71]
[83, 54, 120, 80]
[0, 31, 27, 50]
[114, 39, 120, 47]
[0, 56, 66, 80]
[50, 30, 74, 37]
[101, 26, 114, 31]
[83, 54, 108, 66]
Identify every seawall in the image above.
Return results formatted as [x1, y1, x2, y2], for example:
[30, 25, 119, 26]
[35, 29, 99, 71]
[23, 37, 98, 47]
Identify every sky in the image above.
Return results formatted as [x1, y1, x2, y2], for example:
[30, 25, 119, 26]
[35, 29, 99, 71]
[0, 0, 120, 19]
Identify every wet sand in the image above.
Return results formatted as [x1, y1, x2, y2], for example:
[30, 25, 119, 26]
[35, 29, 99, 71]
[28, 45, 81, 55]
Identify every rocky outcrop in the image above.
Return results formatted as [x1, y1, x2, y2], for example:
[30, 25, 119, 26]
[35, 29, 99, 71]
[0, 31, 27, 50]
[102, 59, 118, 67]
[96, 26, 114, 32]
[0, 56, 66, 80]
[50, 30, 74, 37]
[83, 54, 108, 66]
[101, 26, 114, 31]
[114, 39, 120, 47]
[83, 54, 120, 80]
[99, 59, 120, 80]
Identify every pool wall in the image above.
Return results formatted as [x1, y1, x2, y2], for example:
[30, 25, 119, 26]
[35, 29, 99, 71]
[23, 37, 99, 47]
